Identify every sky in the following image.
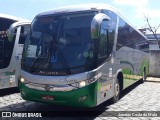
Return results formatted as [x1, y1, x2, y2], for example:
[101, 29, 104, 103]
[1, 0, 160, 33]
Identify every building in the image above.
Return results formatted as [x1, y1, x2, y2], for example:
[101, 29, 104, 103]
[145, 34, 160, 50]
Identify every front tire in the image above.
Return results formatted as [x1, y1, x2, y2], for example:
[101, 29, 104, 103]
[111, 78, 121, 103]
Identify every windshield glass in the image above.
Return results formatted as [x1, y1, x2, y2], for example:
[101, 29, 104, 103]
[21, 12, 97, 75]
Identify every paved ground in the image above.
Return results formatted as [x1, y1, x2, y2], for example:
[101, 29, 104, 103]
[0, 77, 160, 120]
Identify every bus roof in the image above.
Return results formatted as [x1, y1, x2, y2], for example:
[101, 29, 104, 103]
[37, 3, 118, 16]
[8, 21, 31, 32]
[0, 13, 30, 22]
[36, 3, 147, 40]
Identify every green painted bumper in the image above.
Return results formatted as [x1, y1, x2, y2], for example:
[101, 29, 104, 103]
[19, 81, 98, 107]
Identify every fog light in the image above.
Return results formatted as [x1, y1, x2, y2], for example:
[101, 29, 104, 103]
[20, 77, 25, 83]
[79, 81, 86, 87]
[79, 95, 88, 102]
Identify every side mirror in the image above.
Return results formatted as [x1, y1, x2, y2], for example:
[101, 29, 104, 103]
[7, 22, 19, 41]
[91, 13, 110, 39]
[7, 21, 31, 41]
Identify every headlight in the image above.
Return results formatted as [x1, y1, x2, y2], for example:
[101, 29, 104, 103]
[71, 73, 102, 88]
[19, 76, 28, 84]
[20, 77, 25, 83]
[79, 81, 86, 87]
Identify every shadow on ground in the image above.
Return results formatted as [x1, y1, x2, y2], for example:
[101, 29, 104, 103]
[0, 87, 19, 97]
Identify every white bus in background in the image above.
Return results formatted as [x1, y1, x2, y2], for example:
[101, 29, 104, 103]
[0, 14, 31, 90]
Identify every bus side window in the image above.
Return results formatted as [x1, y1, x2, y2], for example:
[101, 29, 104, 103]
[97, 20, 110, 65]
[101, 9, 116, 54]
[19, 26, 29, 44]
[0, 18, 16, 69]
[99, 20, 108, 58]
[0, 40, 4, 59]
[117, 18, 131, 49]
[0, 40, 4, 68]
[99, 20, 114, 56]
[0, 40, 4, 57]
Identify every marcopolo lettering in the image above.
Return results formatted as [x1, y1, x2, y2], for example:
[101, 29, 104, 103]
[59, 79, 77, 84]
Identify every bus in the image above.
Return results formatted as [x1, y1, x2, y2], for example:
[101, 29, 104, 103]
[0, 14, 31, 90]
[19, 4, 149, 107]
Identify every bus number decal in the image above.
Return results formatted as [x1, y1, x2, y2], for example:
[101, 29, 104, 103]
[10, 75, 15, 83]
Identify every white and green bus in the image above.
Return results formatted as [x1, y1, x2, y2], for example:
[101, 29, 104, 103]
[0, 14, 30, 90]
[19, 4, 149, 107]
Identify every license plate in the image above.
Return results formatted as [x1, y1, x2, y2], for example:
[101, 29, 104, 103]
[42, 96, 54, 101]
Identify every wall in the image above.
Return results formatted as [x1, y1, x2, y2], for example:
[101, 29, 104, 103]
[149, 50, 160, 77]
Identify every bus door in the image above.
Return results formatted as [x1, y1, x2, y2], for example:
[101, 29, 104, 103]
[7, 22, 31, 87]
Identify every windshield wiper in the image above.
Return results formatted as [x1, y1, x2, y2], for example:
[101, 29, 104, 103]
[29, 42, 71, 75]
[49, 43, 71, 75]
[29, 32, 47, 73]
[56, 46, 71, 75]
[29, 51, 47, 73]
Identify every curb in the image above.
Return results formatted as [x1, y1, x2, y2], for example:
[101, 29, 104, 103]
[145, 80, 160, 83]
[145, 77, 160, 83]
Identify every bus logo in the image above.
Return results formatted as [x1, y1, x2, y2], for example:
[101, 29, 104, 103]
[44, 85, 50, 91]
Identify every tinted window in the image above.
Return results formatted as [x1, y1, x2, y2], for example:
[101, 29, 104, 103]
[102, 10, 116, 53]
[117, 18, 128, 49]
[0, 18, 16, 68]
[0, 40, 4, 60]
[18, 25, 30, 44]
[0, 18, 15, 31]
[131, 30, 149, 52]
[117, 17, 149, 51]
[97, 19, 115, 65]
[99, 20, 108, 58]
[22, 12, 97, 75]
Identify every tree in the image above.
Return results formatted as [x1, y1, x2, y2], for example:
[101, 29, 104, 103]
[143, 14, 160, 48]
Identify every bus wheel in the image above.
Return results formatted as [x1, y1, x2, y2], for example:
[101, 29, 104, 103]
[111, 78, 121, 103]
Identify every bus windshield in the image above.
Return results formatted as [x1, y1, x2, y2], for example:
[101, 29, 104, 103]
[21, 12, 97, 75]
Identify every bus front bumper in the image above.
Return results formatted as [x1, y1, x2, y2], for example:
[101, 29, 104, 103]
[19, 81, 98, 107]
